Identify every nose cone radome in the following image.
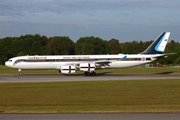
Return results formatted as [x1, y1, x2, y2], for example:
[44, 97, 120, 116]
[5, 61, 12, 68]
[5, 61, 9, 66]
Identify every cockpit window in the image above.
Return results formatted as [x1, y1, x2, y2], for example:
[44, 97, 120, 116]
[8, 60, 12, 62]
[14, 59, 26, 64]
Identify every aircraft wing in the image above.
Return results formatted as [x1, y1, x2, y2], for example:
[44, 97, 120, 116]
[93, 60, 111, 67]
[94, 60, 111, 64]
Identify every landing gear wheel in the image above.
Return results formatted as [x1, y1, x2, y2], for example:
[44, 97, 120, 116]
[91, 71, 96, 76]
[19, 72, 23, 76]
[84, 71, 96, 76]
[84, 71, 89, 76]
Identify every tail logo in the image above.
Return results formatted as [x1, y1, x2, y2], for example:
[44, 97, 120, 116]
[155, 33, 169, 53]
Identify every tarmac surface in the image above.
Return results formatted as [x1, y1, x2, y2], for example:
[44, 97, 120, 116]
[1, 113, 180, 120]
[0, 74, 180, 120]
[0, 73, 180, 83]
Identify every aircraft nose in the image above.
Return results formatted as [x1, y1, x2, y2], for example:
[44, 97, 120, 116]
[5, 61, 12, 67]
[5, 61, 9, 66]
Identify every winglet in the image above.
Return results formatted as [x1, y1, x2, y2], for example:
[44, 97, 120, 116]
[141, 32, 170, 54]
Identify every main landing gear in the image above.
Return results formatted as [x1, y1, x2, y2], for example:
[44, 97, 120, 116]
[84, 71, 96, 76]
[18, 69, 23, 76]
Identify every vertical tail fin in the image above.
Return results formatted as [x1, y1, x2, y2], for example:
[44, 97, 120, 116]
[141, 32, 170, 54]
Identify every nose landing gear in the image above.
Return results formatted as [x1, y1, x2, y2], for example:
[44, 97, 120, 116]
[18, 69, 23, 76]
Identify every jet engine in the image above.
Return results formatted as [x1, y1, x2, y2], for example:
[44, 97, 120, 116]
[79, 63, 95, 72]
[60, 65, 76, 74]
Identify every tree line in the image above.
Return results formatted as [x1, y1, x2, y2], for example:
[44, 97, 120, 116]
[0, 34, 180, 65]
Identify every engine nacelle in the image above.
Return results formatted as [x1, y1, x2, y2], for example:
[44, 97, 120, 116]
[79, 63, 95, 71]
[60, 65, 76, 74]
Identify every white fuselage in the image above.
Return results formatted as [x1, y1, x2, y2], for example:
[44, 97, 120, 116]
[5, 54, 162, 70]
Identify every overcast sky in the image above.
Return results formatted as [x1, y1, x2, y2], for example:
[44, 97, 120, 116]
[0, 0, 179, 42]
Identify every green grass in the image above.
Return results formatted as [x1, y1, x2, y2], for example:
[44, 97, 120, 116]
[1, 65, 180, 113]
[1, 65, 180, 75]
[0, 80, 180, 113]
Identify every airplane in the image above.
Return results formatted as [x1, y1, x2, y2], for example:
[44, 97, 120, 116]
[5, 32, 170, 76]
